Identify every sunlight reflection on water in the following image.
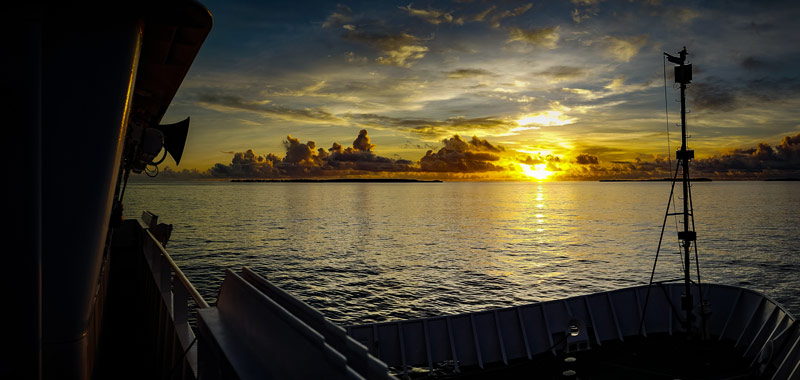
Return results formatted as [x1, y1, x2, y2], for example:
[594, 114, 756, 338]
[125, 181, 800, 324]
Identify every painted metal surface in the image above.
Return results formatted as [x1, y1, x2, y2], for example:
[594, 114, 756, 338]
[197, 269, 393, 380]
[139, 214, 207, 378]
[347, 283, 799, 379]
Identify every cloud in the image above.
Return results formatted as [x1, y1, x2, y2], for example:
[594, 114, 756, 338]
[352, 129, 376, 151]
[689, 75, 800, 112]
[741, 56, 768, 70]
[561, 156, 672, 180]
[446, 68, 493, 79]
[376, 44, 429, 67]
[343, 30, 429, 67]
[419, 135, 507, 172]
[346, 113, 516, 138]
[518, 153, 562, 171]
[537, 65, 586, 81]
[322, 4, 354, 29]
[401, 4, 463, 25]
[283, 135, 320, 165]
[561, 87, 602, 100]
[601, 35, 648, 62]
[675, 7, 701, 24]
[210, 149, 281, 178]
[743, 21, 775, 34]
[322, 4, 431, 67]
[689, 80, 738, 111]
[571, 0, 599, 23]
[210, 130, 413, 178]
[692, 133, 800, 177]
[196, 92, 342, 124]
[507, 26, 560, 48]
[207, 131, 524, 178]
[471, 6, 495, 22]
[514, 101, 577, 129]
[575, 153, 599, 165]
[345, 51, 368, 64]
[490, 3, 533, 28]
[562, 133, 800, 180]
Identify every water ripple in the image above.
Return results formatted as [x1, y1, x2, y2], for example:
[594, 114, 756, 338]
[125, 181, 800, 324]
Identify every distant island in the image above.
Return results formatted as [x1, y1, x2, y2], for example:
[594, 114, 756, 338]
[231, 178, 442, 183]
[599, 178, 713, 182]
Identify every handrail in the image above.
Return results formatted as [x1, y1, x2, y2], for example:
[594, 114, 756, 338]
[145, 229, 210, 309]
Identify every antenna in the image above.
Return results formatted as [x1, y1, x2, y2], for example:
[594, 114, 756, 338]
[640, 47, 707, 339]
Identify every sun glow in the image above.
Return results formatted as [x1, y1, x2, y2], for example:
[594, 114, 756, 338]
[519, 163, 552, 180]
[513, 109, 576, 131]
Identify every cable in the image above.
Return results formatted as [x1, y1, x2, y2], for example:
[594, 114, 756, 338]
[664, 55, 682, 268]
[664, 55, 673, 169]
[639, 159, 681, 335]
[168, 336, 198, 378]
[687, 180, 708, 337]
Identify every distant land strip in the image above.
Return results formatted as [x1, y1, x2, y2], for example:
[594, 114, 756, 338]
[231, 178, 443, 183]
[599, 178, 713, 182]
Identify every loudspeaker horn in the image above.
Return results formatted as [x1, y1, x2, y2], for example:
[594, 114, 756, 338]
[154, 117, 190, 166]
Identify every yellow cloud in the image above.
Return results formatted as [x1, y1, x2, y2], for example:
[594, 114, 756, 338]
[562, 87, 598, 98]
[602, 35, 648, 62]
[376, 45, 429, 67]
[507, 26, 560, 48]
[402, 4, 463, 25]
[676, 8, 701, 24]
[515, 102, 577, 129]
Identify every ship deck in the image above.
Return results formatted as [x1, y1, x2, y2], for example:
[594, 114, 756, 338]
[446, 334, 754, 379]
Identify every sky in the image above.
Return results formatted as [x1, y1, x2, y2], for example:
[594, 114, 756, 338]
[156, 0, 800, 180]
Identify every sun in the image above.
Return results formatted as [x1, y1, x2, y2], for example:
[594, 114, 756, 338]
[519, 163, 552, 180]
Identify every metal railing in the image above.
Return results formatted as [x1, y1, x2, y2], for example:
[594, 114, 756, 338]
[139, 213, 209, 379]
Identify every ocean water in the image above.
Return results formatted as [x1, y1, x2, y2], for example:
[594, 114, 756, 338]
[124, 181, 800, 325]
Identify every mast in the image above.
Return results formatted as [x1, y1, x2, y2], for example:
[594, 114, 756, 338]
[666, 47, 695, 333]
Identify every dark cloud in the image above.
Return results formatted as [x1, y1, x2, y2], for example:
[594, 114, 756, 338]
[744, 77, 800, 102]
[689, 80, 738, 111]
[743, 21, 775, 34]
[324, 6, 431, 69]
[571, 0, 599, 23]
[562, 133, 800, 180]
[352, 129, 375, 151]
[575, 153, 599, 165]
[210, 149, 281, 178]
[196, 92, 340, 123]
[209, 131, 515, 178]
[210, 130, 412, 178]
[419, 135, 506, 173]
[507, 26, 560, 48]
[561, 156, 673, 180]
[519, 153, 561, 171]
[321, 4, 431, 67]
[347, 113, 513, 137]
[402, 140, 439, 150]
[690, 76, 800, 112]
[537, 65, 586, 80]
[283, 136, 319, 164]
[741, 56, 768, 70]
[446, 68, 493, 79]
[692, 133, 800, 177]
